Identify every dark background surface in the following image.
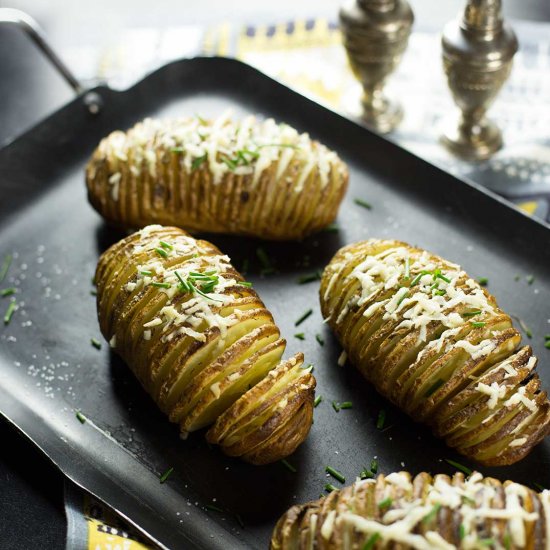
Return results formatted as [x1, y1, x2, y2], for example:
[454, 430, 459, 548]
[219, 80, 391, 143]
[0, 1, 549, 548]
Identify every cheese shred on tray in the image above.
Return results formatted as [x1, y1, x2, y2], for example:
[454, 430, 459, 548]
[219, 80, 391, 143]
[320, 239, 550, 465]
[95, 225, 316, 464]
[271, 471, 550, 549]
[86, 113, 348, 240]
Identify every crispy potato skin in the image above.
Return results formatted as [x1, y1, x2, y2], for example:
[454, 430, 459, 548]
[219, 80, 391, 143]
[320, 239, 550, 465]
[86, 117, 349, 240]
[271, 471, 548, 549]
[96, 225, 315, 463]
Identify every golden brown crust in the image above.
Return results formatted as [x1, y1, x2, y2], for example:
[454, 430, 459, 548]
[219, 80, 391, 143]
[86, 116, 349, 240]
[96, 225, 315, 463]
[271, 471, 549, 549]
[320, 239, 550, 465]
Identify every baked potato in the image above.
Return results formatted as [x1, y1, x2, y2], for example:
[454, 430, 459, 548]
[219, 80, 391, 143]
[320, 239, 550, 465]
[271, 471, 549, 549]
[86, 113, 349, 240]
[95, 224, 315, 464]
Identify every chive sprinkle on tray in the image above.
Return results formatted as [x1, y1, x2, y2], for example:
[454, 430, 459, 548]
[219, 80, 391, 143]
[354, 198, 372, 210]
[325, 466, 345, 483]
[3, 300, 16, 325]
[90, 337, 102, 350]
[314, 395, 323, 407]
[159, 467, 174, 484]
[376, 409, 386, 430]
[295, 309, 313, 326]
[75, 410, 86, 424]
[445, 458, 472, 476]
[281, 459, 297, 473]
[0, 254, 12, 284]
[0, 287, 15, 297]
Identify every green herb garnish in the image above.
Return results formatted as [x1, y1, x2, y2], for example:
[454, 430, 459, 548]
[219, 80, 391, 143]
[322, 223, 339, 233]
[424, 378, 444, 397]
[192, 153, 208, 171]
[316, 334, 324, 346]
[295, 309, 313, 326]
[237, 281, 253, 287]
[332, 401, 340, 413]
[140, 270, 153, 276]
[526, 274, 535, 285]
[376, 409, 386, 430]
[354, 198, 372, 210]
[155, 247, 169, 259]
[314, 395, 323, 407]
[324, 483, 338, 493]
[503, 533, 511, 550]
[359, 468, 374, 479]
[362, 533, 381, 550]
[91, 338, 102, 350]
[471, 321, 486, 328]
[339, 401, 353, 409]
[298, 271, 321, 284]
[0, 254, 12, 284]
[545, 341, 550, 350]
[462, 310, 482, 318]
[1, 288, 16, 297]
[90, 289, 97, 296]
[170, 146, 184, 153]
[175, 270, 222, 302]
[396, 289, 409, 306]
[513, 316, 532, 339]
[76, 411, 86, 424]
[445, 458, 472, 476]
[423, 503, 441, 523]
[151, 282, 171, 289]
[458, 524, 465, 540]
[477, 277, 489, 286]
[325, 466, 345, 483]
[378, 497, 393, 510]
[478, 538, 495, 547]
[159, 240, 173, 250]
[294, 333, 305, 340]
[281, 459, 297, 473]
[370, 459, 378, 473]
[159, 467, 174, 483]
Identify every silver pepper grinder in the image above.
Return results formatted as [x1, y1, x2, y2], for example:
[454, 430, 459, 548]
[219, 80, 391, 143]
[339, 0, 414, 133]
[440, 0, 518, 160]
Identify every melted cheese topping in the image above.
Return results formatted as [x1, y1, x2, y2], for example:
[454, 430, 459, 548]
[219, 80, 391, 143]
[102, 112, 344, 191]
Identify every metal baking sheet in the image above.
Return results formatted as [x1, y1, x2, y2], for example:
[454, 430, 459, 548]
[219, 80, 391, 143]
[1, 57, 549, 550]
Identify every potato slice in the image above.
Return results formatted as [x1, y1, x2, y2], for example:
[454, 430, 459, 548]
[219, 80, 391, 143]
[320, 239, 550, 465]
[96, 225, 315, 463]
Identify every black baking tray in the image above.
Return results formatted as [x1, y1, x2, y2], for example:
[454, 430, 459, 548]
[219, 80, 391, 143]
[1, 57, 550, 549]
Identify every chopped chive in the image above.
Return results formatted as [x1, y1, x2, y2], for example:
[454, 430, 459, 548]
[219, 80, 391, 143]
[423, 504, 441, 523]
[514, 274, 521, 282]
[91, 337, 102, 350]
[503, 533, 511, 550]
[378, 497, 393, 510]
[424, 378, 444, 398]
[155, 247, 168, 259]
[159, 467, 174, 483]
[314, 395, 323, 407]
[526, 274, 535, 285]
[462, 310, 482, 318]
[360, 468, 374, 479]
[403, 257, 410, 279]
[3, 300, 15, 325]
[370, 459, 378, 473]
[462, 495, 475, 505]
[322, 223, 339, 233]
[0, 254, 12, 284]
[445, 459, 472, 476]
[76, 411, 86, 424]
[396, 289, 409, 306]
[170, 146, 184, 153]
[256, 247, 274, 275]
[90, 289, 97, 296]
[470, 321, 486, 328]
[363, 533, 381, 550]
[325, 466, 345, 483]
[281, 459, 297, 473]
[545, 341, 550, 350]
[237, 281, 253, 287]
[294, 333, 305, 340]
[332, 401, 340, 413]
[478, 539, 495, 547]
[339, 401, 353, 409]
[316, 334, 325, 346]
[435, 273, 451, 284]
[295, 309, 313, 326]
[477, 277, 488, 286]
[175, 270, 189, 292]
[298, 271, 321, 284]
[159, 240, 173, 250]
[458, 524, 466, 540]
[151, 282, 171, 289]
[191, 154, 208, 171]
[354, 198, 372, 210]
[534, 482, 547, 492]
[1, 287, 16, 297]
[434, 289, 446, 296]
[545, 335, 550, 340]
[140, 270, 153, 276]
[324, 483, 338, 493]
[513, 316, 533, 339]
[204, 503, 225, 513]
[376, 409, 386, 430]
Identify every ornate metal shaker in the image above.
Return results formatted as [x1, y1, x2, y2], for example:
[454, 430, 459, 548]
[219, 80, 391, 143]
[441, 0, 518, 160]
[339, 0, 414, 133]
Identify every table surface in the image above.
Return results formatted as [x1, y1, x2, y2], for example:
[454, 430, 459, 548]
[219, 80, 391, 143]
[1, 1, 549, 548]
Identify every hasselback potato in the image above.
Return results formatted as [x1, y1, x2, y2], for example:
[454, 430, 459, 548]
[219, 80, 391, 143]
[86, 113, 349, 240]
[320, 239, 550, 465]
[271, 471, 549, 549]
[95, 224, 315, 464]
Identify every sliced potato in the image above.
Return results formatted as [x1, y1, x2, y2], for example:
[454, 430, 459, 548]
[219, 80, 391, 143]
[95, 225, 315, 463]
[320, 239, 550, 465]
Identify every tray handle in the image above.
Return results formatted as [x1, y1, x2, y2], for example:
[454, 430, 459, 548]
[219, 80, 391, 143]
[0, 8, 101, 114]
